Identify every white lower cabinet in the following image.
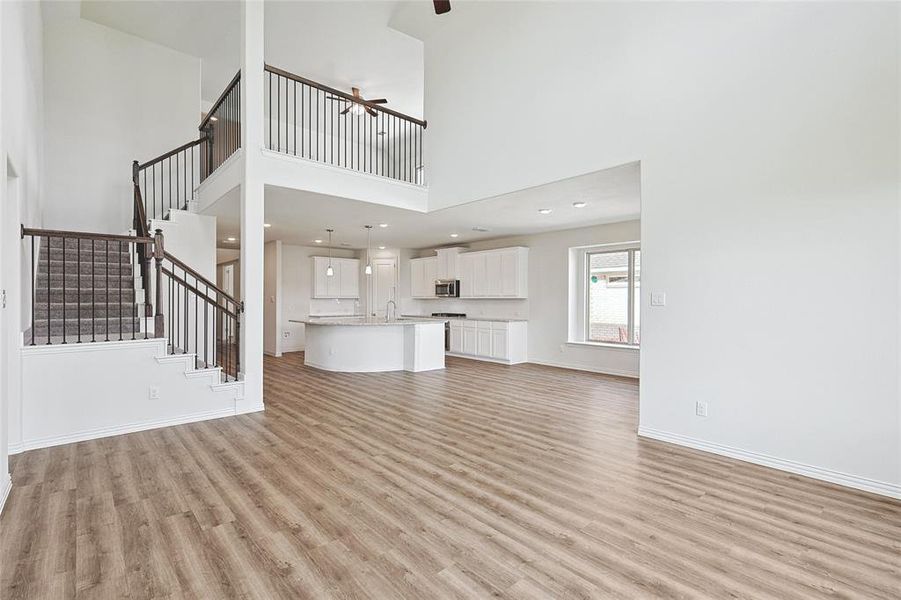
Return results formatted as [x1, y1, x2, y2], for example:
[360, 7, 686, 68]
[448, 320, 527, 364]
[449, 325, 464, 353]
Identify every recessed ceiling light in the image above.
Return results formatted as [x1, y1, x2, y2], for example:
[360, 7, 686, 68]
[226, 237, 236, 242]
[450, 233, 459, 238]
[378, 245, 386, 250]
[538, 208, 552, 215]
[210, 116, 218, 122]
[314, 239, 323, 244]
[379, 223, 388, 228]
[572, 202, 587, 209]
[264, 223, 272, 227]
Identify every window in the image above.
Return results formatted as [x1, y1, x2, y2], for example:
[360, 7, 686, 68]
[580, 247, 640, 346]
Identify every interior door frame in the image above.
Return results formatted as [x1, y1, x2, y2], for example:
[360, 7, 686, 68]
[370, 257, 398, 317]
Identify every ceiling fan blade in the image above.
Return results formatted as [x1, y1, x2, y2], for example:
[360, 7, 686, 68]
[340, 106, 351, 115]
[368, 99, 388, 104]
[326, 96, 349, 102]
[434, 0, 451, 15]
[365, 107, 379, 118]
[351, 87, 361, 98]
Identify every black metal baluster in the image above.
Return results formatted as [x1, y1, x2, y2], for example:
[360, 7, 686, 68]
[118, 241, 123, 341]
[62, 235, 67, 343]
[105, 240, 110, 342]
[308, 84, 312, 159]
[277, 72, 281, 151]
[91, 240, 95, 342]
[316, 87, 320, 162]
[30, 236, 34, 346]
[184, 279, 188, 355]
[293, 80, 297, 156]
[204, 299, 209, 369]
[77, 239, 81, 343]
[46, 237, 51, 345]
[268, 70, 272, 150]
[194, 290, 198, 368]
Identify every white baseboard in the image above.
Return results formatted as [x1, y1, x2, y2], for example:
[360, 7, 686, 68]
[16, 407, 238, 453]
[0, 474, 11, 515]
[638, 426, 901, 500]
[445, 352, 525, 366]
[528, 358, 639, 379]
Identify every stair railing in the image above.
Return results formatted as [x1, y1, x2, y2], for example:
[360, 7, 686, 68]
[152, 229, 243, 381]
[20, 226, 243, 382]
[133, 70, 241, 226]
[21, 227, 155, 345]
[264, 64, 426, 185]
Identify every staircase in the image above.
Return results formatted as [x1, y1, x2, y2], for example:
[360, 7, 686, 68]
[28, 236, 148, 344]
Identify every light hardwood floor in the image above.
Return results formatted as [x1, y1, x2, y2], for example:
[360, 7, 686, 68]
[1, 353, 899, 599]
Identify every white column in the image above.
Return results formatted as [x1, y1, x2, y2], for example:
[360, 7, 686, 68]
[238, 0, 265, 413]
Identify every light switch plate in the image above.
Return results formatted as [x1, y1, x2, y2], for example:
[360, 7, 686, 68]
[651, 292, 667, 306]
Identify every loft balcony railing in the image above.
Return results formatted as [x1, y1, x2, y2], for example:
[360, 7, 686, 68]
[264, 65, 426, 186]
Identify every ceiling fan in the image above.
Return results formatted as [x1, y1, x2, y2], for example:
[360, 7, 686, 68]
[434, 1, 451, 14]
[327, 87, 387, 118]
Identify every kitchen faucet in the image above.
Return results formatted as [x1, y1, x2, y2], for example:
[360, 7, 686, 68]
[385, 300, 397, 322]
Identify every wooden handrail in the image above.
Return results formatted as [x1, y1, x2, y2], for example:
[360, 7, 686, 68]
[264, 64, 427, 128]
[137, 137, 207, 171]
[161, 267, 240, 320]
[163, 251, 241, 309]
[199, 70, 241, 131]
[21, 226, 153, 244]
[133, 183, 149, 238]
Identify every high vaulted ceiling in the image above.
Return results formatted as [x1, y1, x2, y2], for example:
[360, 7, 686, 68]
[206, 162, 641, 251]
[79, 0, 424, 118]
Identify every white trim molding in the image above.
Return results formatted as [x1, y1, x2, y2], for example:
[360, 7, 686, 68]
[638, 427, 901, 500]
[0, 474, 11, 514]
[528, 358, 639, 379]
[17, 408, 238, 453]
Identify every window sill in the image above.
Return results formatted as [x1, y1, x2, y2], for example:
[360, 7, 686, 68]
[566, 341, 640, 351]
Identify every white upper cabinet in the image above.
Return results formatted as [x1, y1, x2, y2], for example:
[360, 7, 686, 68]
[409, 256, 438, 298]
[312, 256, 360, 298]
[435, 247, 463, 280]
[458, 247, 528, 299]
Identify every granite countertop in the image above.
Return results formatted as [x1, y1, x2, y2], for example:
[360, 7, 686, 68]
[290, 317, 442, 327]
[400, 314, 528, 323]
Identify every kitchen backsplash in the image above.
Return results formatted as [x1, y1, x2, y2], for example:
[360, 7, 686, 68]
[402, 297, 529, 320]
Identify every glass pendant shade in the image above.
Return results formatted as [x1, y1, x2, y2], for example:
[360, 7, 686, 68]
[326, 228, 334, 277]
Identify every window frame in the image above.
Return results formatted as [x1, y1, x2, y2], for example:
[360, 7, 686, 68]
[582, 246, 640, 348]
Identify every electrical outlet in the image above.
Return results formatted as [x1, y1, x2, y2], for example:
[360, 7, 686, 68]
[695, 401, 708, 417]
[651, 292, 667, 306]
[283, 331, 290, 338]
[149, 386, 160, 400]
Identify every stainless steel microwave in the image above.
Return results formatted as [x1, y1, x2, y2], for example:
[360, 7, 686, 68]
[435, 279, 460, 297]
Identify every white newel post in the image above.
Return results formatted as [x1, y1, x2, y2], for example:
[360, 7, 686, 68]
[238, 0, 265, 413]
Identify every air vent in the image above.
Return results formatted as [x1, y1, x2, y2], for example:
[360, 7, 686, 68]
[471, 226, 490, 233]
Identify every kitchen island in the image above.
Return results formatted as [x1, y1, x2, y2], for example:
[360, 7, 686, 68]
[290, 317, 445, 373]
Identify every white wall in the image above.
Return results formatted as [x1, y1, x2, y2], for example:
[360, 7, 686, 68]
[19, 339, 241, 452]
[263, 240, 281, 356]
[276, 244, 359, 352]
[1, 0, 45, 506]
[42, 11, 200, 233]
[394, 2, 901, 495]
[402, 221, 641, 377]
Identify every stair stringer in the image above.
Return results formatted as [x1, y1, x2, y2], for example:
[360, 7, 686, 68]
[16, 337, 249, 453]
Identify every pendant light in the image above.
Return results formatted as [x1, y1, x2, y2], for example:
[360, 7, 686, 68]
[325, 228, 334, 277]
[364, 225, 373, 275]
